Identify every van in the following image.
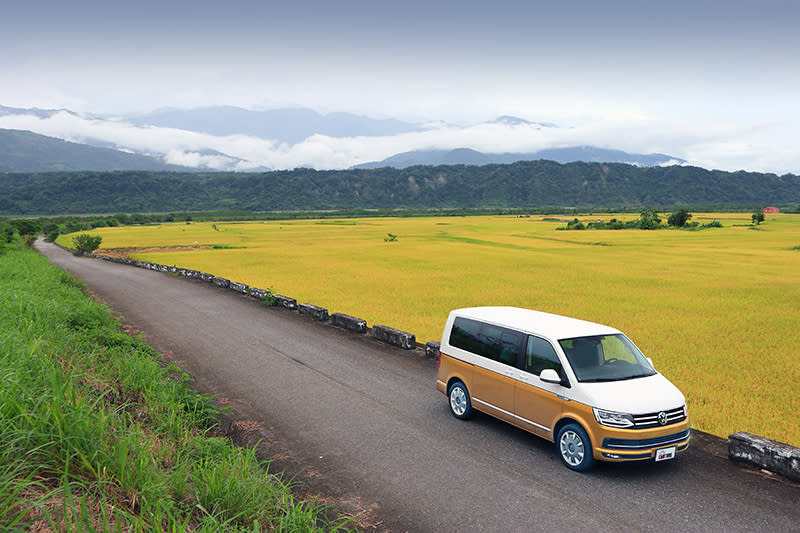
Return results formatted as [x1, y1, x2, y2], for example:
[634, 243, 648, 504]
[436, 307, 690, 471]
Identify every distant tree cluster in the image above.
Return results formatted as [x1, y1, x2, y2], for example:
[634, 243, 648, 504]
[560, 208, 725, 231]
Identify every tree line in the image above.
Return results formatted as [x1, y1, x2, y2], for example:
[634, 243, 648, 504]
[1, 161, 799, 216]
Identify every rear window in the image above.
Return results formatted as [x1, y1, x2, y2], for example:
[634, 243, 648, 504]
[450, 317, 522, 366]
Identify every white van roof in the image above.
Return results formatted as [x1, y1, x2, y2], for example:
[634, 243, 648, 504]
[451, 306, 620, 340]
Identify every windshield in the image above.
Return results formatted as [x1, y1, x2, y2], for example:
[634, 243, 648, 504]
[558, 334, 656, 382]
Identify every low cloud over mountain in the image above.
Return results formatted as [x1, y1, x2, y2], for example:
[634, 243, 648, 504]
[0, 105, 781, 173]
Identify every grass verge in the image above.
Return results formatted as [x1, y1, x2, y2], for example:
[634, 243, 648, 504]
[0, 241, 353, 531]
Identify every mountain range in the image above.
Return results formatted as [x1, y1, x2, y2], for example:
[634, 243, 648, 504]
[0, 128, 190, 172]
[124, 106, 422, 145]
[354, 147, 682, 169]
[0, 105, 685, 173]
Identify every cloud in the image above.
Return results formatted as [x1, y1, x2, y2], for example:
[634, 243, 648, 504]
[0, 110, 798, 175]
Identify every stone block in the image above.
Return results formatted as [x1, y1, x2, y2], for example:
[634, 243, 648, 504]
[728, 432, 800, 482]
[212, 276, 230, 288]
[180, 269, 201, 279]
[299, 303, 328, 321]
[249, 287, 268, 300]
[274, 294, 297, 310]
[229, 281, 249, 294]
[425, 341, 441, 359]
[372, 324, 416, 350]
[331, 313, 367, 333]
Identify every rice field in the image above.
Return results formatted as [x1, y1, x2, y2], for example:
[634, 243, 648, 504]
[64, 213, 800, 447]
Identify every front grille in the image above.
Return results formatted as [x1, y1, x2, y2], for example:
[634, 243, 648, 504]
[632, 406, 686, 428]
[603, 429, 691, 450]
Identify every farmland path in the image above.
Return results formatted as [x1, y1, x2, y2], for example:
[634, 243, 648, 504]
[36, 240, 799, 532]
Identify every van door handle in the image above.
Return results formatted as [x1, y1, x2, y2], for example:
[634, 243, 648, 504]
[504, 369, 515, 377]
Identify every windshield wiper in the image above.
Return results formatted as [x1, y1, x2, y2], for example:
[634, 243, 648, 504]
[580, 373, 655, 383]
[616, 373, 655, 381]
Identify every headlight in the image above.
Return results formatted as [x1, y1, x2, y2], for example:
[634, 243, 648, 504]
[593, 407, 634, 428]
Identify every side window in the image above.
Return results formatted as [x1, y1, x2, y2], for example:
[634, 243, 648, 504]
[449, 317, 521, 367]
[482, 325, 504, 360]
[525, 335, 563, 377]
[498, 329, 522, 365]
[450, 317, 483, 355]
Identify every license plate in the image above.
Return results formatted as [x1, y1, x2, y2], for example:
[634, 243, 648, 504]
[655, 446, 676, 462]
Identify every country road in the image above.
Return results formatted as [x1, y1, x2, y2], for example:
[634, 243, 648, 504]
[36, 240, 799, 532]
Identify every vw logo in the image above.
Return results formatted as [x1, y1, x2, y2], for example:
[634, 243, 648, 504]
[658, 411, 668, 425]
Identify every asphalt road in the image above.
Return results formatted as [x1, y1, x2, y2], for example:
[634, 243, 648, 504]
[36, 241, 799, 532]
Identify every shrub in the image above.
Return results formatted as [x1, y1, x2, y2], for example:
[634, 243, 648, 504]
[566, 218, 585, 230]
[264, 287, 279, 306]
[72, 234, 103, 255]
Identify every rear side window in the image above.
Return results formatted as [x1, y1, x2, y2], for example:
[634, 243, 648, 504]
[450, 317, 522, 366]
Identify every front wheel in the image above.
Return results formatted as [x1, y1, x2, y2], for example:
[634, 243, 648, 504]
[556, 423, 595, 472]
[448, 381, 473, 420]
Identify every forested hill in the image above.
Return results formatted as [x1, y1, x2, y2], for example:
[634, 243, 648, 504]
[1, 161, 799, 215]
[0, 129, 192, 172]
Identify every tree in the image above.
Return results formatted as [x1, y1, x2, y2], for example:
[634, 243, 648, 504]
[72, 233, 103, 254]
[566, 218, 586, 230]
[638, 209, 662, 230]
[10, 219, 41, 236]
[667, 209, 692, 228]
[752, 211, 765, 225]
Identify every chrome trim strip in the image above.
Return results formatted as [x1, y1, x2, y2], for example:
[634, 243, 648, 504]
[473, 397, 551, 432]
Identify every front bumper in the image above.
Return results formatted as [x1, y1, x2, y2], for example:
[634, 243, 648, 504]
[596, 428, 691, 462]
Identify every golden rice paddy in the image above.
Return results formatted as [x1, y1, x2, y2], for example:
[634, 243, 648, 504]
[66, 213, 800, 446]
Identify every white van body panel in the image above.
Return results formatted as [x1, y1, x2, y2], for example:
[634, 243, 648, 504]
[441, 306, 620, 345]
[566, 373, 686, 414]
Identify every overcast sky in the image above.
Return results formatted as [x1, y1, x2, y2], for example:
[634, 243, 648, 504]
[1, 0, 799, 173]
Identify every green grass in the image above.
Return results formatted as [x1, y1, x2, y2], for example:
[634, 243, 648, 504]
[0, 242, 353, 531]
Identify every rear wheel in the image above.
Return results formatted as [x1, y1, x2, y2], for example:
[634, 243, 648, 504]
[557, 423, 595, 471]
[448, 381, 473, 419]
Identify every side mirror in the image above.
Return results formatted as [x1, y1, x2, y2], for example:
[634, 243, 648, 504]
[647, 357, 654, 369]
[540, 369, 562, 384]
